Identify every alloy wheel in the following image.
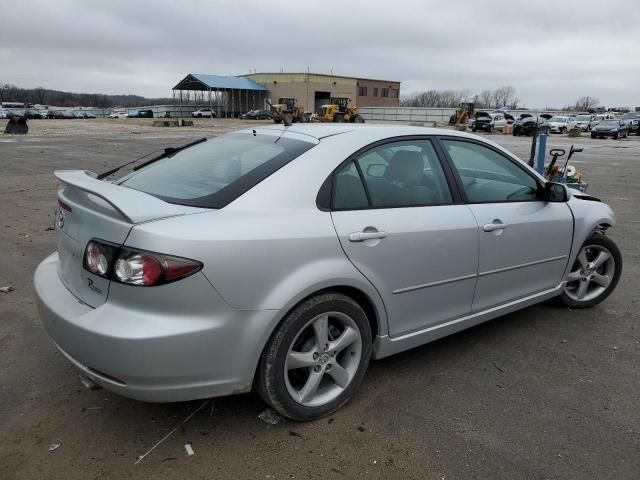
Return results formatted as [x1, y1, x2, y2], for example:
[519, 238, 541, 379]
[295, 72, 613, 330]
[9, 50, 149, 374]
[284, 312, 362, 407]
[563, 245, 616, 302]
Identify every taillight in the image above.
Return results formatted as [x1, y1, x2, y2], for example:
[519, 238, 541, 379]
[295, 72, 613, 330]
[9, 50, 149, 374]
[83, 239, 202, 286]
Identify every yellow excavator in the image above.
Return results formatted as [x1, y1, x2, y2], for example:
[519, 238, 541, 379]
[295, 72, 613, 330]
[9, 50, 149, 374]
[266, 98, 310, 125]
[316, 98, 364, 123]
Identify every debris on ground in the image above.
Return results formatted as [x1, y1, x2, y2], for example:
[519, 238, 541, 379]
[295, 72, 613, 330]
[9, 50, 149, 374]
[357, 425, 366, 432]
[48, 441, 61, 451]
[288, 430, 303, 438]
[258, 408, 282, 425]
[184, 442, 195, 456]
[493, 361, 505, 373]
[134, 399, 211, 465]
[0, 286, 15, 293]
[44, 226, 55, 231]
[81, 406, 103, 412]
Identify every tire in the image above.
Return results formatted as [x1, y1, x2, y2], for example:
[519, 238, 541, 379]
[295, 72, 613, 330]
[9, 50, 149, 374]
[197, 114, 202, 118]
[257, 292, 372, 421]
[591, 133, 596, 138]
[561, 127, 567, 134]
[352, 114, 364, 123]
[614, 132, 619, 139]
[472, 127, 477, 132]
[333, 114, 345, 123]
[557, 233, 622, 309]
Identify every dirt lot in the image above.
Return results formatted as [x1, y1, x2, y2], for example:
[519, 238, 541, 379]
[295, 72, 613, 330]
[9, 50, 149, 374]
[1, 119, 639, 479]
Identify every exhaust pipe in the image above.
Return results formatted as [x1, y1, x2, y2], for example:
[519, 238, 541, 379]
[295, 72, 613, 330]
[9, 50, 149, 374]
[78, 373, 102, 390]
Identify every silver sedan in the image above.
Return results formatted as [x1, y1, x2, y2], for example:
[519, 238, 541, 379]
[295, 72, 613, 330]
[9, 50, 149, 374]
[34, 125, 622, 421]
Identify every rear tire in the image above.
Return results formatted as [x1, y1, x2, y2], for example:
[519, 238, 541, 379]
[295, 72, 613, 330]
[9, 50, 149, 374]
[333, 113, 345, 123]
[257, 292, 372, 421]
[351, 115, 364, 123]
[557, 233, 622, 309]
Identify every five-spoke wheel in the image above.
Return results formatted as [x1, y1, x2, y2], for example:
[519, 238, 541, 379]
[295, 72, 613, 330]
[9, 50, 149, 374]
[559, 233, 622, 308]
[257, 293, 372, 421]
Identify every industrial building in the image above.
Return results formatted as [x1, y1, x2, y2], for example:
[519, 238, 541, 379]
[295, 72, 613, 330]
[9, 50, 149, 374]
[243, 72, 401, 112]
[172, 72, 400, 117]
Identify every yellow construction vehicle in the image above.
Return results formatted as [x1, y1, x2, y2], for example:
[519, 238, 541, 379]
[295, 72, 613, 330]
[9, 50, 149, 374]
[448, 102, 476, 126]
[266, 98, 310, 125]
[316, 98, 364, 123]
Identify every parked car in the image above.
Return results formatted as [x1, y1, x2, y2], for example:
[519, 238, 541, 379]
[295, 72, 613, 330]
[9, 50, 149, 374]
[191, 108, 217, 118]
[241, 109, 270, 120]
[589, 113, 616, 130]
[590, 119, 628, 139]
[35, 125, 622, 421]
[53, 111, 74, 119]
[471, 111, 494, 132]
[574, 114, 593, 131]
[513, 116, 549, 136]
[619, 112, 640, 135]
[548, 116, 577, 134]
[108, 111, 128, 119]
[0, 109, 9, 119]
[135, 109, 154, 118]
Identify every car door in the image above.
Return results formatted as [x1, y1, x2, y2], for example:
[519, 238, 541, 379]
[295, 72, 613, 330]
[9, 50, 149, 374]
[329, 138, 479, 338]
[439, 138, 573, 312]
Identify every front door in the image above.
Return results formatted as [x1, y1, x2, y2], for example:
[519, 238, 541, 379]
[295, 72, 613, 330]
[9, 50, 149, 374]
[440, 138, 573, 312]
[329, 138, 479, 337]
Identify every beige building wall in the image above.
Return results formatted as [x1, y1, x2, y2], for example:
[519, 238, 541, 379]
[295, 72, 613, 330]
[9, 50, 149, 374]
[356, 79, 401, 107]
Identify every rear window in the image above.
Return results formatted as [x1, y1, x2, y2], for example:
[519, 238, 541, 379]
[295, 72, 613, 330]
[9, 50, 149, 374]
[118, 133, 314, 208]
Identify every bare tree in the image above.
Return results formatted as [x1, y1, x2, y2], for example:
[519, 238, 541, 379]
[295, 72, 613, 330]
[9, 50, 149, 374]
[574, 96, 600, 111]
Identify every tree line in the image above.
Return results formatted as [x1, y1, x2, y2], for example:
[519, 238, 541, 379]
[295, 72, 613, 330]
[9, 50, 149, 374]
[401, 87, 605, 112]
[0, 83, 173, 108]
[401, 86, 520, 109]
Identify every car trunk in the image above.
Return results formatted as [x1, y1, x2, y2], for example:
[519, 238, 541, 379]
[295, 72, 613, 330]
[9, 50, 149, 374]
[54, 170, 205, 308]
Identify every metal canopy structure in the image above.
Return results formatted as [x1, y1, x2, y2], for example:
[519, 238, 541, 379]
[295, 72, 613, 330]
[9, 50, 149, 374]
[172, 73, 268, 118]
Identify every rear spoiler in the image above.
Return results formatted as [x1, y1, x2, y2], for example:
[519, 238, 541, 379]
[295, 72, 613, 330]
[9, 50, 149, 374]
[54, 170, 204, 224]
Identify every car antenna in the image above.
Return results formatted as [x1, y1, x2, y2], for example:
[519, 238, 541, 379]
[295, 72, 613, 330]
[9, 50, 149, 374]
[96, 137, 207, 180]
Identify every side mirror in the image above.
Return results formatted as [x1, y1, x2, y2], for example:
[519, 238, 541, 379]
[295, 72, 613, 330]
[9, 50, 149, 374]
[545, 182, 568, 202]
[366, 164, 387, 178]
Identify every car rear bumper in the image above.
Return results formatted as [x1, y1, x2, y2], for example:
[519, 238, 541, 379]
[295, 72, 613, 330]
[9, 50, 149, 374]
[34, 252, 279, 402]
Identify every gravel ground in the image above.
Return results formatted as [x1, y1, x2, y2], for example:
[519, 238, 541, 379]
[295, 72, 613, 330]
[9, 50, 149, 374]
[1, 119, 638, 479]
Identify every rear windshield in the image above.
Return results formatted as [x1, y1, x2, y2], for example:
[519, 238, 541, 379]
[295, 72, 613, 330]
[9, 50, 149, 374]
[118, 133, 315, 208]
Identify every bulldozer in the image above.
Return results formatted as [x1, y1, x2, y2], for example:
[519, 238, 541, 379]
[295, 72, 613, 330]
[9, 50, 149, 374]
[316, 98, 364, 123]
[448, 102, 476, 126]
[266, 98, 310, 126]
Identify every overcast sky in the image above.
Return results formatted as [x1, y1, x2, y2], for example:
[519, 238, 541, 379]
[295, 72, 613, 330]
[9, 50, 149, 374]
[2, 0, 639, 108]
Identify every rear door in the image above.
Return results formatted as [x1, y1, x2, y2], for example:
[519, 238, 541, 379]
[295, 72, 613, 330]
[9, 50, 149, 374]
[329, 138, 479, 338]
[439, 138, 573, 312]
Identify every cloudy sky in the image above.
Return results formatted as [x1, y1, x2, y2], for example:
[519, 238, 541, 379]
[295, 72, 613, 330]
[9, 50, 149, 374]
[2, 0, 639, 108]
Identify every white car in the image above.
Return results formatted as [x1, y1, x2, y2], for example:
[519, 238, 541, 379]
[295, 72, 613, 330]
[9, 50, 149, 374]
[548, 116, 577, 134]
[574, 114, 593, 131]
[108, 111, 128, 119]
[191, 109, 217, 118]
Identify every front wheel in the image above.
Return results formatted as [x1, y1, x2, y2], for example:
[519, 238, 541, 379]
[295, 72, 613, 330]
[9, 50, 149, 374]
[257, 293, 372, 421]
[558, 233, 622, 309]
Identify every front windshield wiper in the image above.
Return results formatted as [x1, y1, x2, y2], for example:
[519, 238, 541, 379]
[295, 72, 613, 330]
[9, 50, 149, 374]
[96, 137, 207, 180]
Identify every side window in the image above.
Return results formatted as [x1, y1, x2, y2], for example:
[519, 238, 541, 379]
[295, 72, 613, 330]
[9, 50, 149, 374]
[332, 162, 368, 210]
[442, 140, 540, 203]
[355, 140, 452, 208]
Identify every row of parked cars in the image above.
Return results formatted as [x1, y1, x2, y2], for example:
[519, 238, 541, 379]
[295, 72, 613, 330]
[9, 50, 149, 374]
[0, 109, 97, 119]
[470, 110, 640, 139]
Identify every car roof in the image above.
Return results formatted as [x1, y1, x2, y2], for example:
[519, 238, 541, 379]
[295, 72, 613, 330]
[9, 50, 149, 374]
[237, 123, 481, 141]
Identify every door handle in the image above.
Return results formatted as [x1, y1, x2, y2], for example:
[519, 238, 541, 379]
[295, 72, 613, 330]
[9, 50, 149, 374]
[483, 222, 508, 232]
[348, 230, 387, 242]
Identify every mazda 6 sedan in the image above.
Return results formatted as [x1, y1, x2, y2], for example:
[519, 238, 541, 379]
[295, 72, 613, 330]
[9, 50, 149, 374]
[35, 125, 622, 421]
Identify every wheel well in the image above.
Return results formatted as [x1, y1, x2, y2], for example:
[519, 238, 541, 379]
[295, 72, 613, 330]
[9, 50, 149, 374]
[317, 286, 379, 339]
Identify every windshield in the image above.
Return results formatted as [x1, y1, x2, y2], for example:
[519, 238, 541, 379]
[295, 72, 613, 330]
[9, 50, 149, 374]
[576, 115, 590, 121]
[550, 117, 566, 122]
[599, 121, 617, 127]
[621, 113, 638, 119]
[118, 133, 315, 208]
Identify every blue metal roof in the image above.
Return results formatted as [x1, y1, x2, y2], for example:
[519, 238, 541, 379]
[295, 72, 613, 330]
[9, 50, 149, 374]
[173, 73, 267, 91]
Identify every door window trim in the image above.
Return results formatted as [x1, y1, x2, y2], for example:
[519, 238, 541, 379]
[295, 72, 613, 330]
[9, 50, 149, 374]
[316, 135, 463, 211]
[433, 136, 545, 205]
